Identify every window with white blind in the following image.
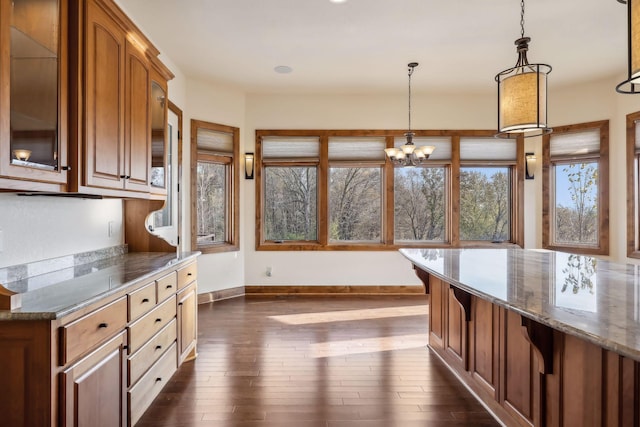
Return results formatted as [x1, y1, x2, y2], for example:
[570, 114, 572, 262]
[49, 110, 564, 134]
[328, 137, 384, 243]
[262, 136, 320, 242]
[543, 120, 609, 255]
[191, 120, 239, 253]
[459, 137, 516, 242]
[626, 113, 640, 258]
[255, 130, 524, 250]
[394, 137, 450, 243]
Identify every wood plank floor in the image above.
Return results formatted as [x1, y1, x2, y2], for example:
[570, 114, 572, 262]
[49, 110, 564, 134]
[137, 295, 500, 427]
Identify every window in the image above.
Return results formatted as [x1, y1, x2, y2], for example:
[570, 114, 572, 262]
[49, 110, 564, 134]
[256, 130, 524, 250]
[459, 137, 516, 242]
[261, 136, 319, 243]
[394, 137, 450, 243]
[543, 120, 609, 255]
[626, 112, 640, 258]
[191, 120, 239, 253]
[329, 137, 385, 243]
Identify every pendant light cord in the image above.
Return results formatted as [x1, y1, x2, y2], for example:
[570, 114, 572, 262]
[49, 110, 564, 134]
[520, 0, 525, 38]
[408, 64, 414, 133]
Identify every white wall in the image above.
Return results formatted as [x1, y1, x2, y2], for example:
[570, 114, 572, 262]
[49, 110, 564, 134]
[0, 194, 123, 268]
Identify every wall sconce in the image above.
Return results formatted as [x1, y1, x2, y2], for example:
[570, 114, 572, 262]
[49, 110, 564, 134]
[525, 152, 536, 180]
[244, 152, 254, 179]
[12, 149, 32, 161]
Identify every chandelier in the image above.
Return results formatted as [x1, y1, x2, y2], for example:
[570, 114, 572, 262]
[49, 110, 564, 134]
[384, 62, 435, 166]
[495, 0, 552, 138]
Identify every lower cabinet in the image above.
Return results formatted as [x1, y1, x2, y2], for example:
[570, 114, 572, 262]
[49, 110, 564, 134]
[0, 257, 198, 427]
[177, 282, 197, 364]
[61, 332, 127, 427]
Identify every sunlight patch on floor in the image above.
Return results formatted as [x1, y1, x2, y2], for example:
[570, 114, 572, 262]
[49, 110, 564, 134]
[309, 333, 428, 358]
[269, 305, 428, 325]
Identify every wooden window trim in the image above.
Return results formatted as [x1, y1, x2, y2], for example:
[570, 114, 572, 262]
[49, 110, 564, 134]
[191, 119, 240, 254]
[627, 112, 640, 258]
[255, 129, 525, 251]
[542, 120, 609, 255]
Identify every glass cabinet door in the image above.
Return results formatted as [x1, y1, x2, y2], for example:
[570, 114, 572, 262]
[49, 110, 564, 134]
[150, 81, 167, 190]
[8, 0, 65, 176]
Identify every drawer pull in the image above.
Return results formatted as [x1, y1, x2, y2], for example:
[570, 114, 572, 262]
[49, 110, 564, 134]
[98, 323, 108, 329]
[156, 377, 163, 382]
[155, 318, 162, 323]
[142, 298, 150, 303]
[166, 285, 173, 289]
[187, 272, 193, 276]
[178, 302, 183, 306]
[155, 345, 162, 350]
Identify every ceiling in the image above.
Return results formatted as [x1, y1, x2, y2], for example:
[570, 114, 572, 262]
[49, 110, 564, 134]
[120, 0, 627, 95]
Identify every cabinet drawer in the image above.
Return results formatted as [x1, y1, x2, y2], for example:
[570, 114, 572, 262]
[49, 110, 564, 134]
[61, 297, 127, 365]
[128, 282, 157, 321]
[156, 271, 177, 302]
[177, 262, 197, 290]
[128, 318, 176, 386]
[128, 342, 177, 426]
[128, 295, 176, 354]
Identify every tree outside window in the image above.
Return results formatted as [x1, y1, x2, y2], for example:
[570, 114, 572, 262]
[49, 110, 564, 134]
[459, 167, 510, 241]
[553, 162, 598, 245]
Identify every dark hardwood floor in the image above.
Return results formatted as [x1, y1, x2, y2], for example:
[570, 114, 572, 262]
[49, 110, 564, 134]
[137, 295, 500, 427]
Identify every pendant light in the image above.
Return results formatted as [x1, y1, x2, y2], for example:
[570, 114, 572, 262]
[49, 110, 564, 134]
[495, 0, 552, 138]
[616, 0, 640, 93]
[384, 62, 435, 166]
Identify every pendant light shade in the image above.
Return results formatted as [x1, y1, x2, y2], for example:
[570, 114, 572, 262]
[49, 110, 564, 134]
[495, 1, 552, 138]
[617, 0, 640, 93]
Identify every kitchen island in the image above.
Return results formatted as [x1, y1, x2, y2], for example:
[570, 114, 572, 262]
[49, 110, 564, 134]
[401, 248, 640, 427]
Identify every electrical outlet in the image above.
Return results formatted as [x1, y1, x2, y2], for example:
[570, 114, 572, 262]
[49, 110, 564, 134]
[266, 266, 272, 277]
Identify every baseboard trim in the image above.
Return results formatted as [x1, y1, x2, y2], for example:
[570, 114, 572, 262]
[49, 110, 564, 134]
[198, 286, 245, 304]
[244, 285, 426, 296]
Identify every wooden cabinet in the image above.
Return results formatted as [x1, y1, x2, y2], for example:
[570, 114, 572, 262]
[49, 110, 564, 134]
[61, 331, 127, 427]
[0, 256, 197, 427]
[0, 0, 70, 189]
[177, 282, 197, 364]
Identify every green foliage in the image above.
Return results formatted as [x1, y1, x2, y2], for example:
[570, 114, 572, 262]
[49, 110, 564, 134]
[459, 168, 510, 241]
[561, 254, 596, 294]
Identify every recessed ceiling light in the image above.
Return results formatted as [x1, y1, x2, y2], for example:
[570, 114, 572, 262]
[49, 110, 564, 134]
[274, 65, 293, 74]
[330, 0, 347, 3]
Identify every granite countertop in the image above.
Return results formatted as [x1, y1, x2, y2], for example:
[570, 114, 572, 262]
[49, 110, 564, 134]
[0, 251, 200, 321]
[400, 248, 640, 362]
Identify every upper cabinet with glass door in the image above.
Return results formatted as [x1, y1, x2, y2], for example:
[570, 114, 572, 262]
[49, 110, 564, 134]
[150, 73, 168, 195]
[0, 0, 69, 187]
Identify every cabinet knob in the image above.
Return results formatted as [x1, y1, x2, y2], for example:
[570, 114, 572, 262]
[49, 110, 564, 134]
[98, 323, 108, 329]
[178, 302, 183, 306]
[61, 166, 71, 171]
[155, 377, 163, 382]
[166, 285, 173, 289]
[126, 175, 131, 179]
[142, 298, 149, 303]
[119, 175, 126, 179]
[187, 272, 192, 276]
[155, 345, 162, 350]
[155, 318, 162, 323]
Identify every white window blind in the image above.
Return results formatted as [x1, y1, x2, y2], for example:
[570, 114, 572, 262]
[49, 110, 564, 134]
[394, 136, 452, 161]
[550, 129, 600, 159]
[197, 128, 233, 153]
[460, 137, 516, 161]
[329, 137, 386, 161]
[262, 136, 320, 159]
